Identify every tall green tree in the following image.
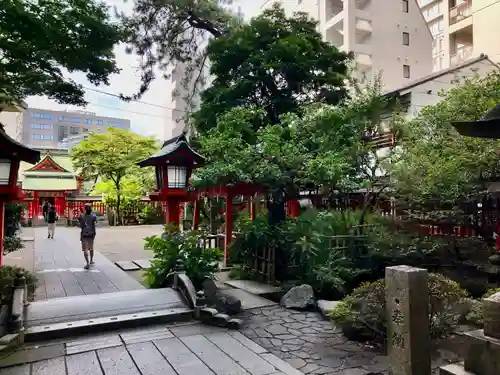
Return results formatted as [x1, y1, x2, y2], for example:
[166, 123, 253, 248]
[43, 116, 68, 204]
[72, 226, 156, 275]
[0, 0, 123, 108]
[193, 5, 351, 135]
[71, 128, 157, 224]
[391, 71, 500, 211]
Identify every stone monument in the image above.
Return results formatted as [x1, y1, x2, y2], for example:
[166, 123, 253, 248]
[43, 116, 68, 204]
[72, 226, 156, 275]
[441, 292, 500, 375]
[386, 265, 431, 375]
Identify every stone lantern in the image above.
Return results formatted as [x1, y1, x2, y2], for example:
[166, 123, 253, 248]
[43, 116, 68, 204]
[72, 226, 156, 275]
[137, 132, 205, 227]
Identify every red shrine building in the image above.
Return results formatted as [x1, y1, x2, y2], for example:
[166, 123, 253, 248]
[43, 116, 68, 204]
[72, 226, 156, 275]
[18, 148, 84, 220]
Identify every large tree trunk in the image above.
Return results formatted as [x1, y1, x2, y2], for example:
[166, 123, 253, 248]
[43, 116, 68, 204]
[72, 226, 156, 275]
[267, 190, 287, 281]
[115, 186, 121, 227]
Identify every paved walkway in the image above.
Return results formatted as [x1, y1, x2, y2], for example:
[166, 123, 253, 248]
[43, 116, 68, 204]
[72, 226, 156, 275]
[240, 305, 459, 375]
[32, 226, 143, 301]
[0, 322, 304, 375]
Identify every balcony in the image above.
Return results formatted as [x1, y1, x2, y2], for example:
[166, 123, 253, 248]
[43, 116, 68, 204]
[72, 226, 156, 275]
[449, 0, 472, 25]
[450, 45, 473, 66]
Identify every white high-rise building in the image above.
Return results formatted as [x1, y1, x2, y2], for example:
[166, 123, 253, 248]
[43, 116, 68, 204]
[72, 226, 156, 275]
[418, 0, 500, 72]
[261, 0, 434, 91]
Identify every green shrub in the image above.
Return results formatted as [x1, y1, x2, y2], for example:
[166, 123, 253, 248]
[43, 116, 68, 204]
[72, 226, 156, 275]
[137, 204, 164, 225]
[144, 225, 222, 290]
[0, 265, 37, 304]
[3, 235, 24, 254]
[329, 273, 468, 346]
[465, 287, 500, 327]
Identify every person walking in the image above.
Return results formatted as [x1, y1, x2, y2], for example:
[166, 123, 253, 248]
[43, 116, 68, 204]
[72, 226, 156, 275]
[78, 203, 97, 269]
[47, 205, 58, 239]
[42, 201, 49, 222]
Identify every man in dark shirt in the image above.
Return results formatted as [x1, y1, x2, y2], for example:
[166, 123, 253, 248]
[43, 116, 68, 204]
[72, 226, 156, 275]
[42, 201, 49, 222]
[47, 205, 58, 239]
[78, 203, 97, 270]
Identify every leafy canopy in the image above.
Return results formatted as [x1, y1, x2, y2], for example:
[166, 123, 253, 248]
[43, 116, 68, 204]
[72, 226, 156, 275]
[391, 70, 500, 206]
[71, 128, 158, 187]
[0, 0, 123, 107]
[193, 5, 351, 134]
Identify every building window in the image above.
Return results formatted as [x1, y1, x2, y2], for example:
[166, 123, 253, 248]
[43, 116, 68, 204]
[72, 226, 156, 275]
[70, 126, 80, 135]
[31, 123, 53, 130]
[32, 134, 54, 140]
[84, 119, 92, 124]
[71, 117, 80, 123]
[83, 128, 89, 133]
[96, 120, 104, 125]
[108, 121, 122, 128]
[403, 64, 411, 78]
[402, 0, 409, 12]
[402, 32, 410, 45]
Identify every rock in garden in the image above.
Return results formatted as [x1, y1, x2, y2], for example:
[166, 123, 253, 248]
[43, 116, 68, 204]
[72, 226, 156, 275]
[317, 299, 340, 318]
[202, 279, 242, 315]
[281, 284, 315, 310]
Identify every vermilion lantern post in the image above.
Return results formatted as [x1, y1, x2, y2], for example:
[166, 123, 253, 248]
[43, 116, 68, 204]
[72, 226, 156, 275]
[0, 126, 40, 264]
[138, 133, 205, 228]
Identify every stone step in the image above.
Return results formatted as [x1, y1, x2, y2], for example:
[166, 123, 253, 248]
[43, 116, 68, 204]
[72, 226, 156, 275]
[440, 363, 474, 375]
[224, 279, 282, 296]
[25, 307, 193, 342]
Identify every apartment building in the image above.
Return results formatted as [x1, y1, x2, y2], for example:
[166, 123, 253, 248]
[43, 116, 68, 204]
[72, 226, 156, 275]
[418, 0, 500, 72]
[260, 0, 433, 92]
[23, 108, 131, 148]
[0, 103, 25, 142]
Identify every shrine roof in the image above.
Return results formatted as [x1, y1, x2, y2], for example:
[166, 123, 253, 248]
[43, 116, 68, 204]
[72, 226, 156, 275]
[138, 132, 205, 167]
[18, 153, 76, 182]
[21, 176, 77, 191]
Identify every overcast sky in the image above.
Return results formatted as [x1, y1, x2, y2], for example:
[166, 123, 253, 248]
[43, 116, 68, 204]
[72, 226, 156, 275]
[26, 0, 261, 140]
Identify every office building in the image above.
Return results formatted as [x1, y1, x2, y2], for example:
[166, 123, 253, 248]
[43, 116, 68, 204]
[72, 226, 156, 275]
[260, 0, 433, 92]
[23, 108, 131, 148]
[418, 0, 500, 72]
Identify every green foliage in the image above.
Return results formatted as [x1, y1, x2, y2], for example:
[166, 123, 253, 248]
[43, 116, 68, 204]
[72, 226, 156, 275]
[391, 70, 500, 208]
[465, 287, 500, 327]
[0, 0, 123, 107]
[193, 5, 351, 134]
[3, 203, 24, 254]
[3, 235, 24, 254]
[329, 274, 468, 345]
[71, 128, 158, 224]
[0, 265, 37, 304]
[137, 204, 164, 225]
[144, 225, 222, 290]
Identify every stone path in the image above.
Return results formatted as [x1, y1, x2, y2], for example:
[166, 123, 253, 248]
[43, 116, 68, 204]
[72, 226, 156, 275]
[239, 305, 458, 375]
[0, 322, 304, 375]
[33, 226, 143, 301]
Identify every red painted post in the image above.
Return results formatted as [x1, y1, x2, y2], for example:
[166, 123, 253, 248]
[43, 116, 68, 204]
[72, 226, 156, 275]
[0, 200, 4, 265]
[193, 200, 200, 230]
[249, 195, 255, 221]
[166, 198, 180, 228]
[224, 195, 233, 266]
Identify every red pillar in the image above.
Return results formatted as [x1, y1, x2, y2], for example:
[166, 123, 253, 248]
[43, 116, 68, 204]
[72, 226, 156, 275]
[0, 200, 4, 265]
[288, 200, 299, 217]
[224, 195, 233, 266]
[166, 198, 180, 228]
[193, 200, 200, 230]
[249, 195, 255, 221]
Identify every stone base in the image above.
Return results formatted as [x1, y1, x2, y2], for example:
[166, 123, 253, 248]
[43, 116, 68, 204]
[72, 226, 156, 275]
[463, 329, 500, 375]
[440, 363, 475, 375]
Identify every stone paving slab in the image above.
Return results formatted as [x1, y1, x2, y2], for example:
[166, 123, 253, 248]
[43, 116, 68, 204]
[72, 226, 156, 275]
[115, 261, 141, 271]
[25, 288, 186, 327]
[225, 280, 282, 295]
[222, 288, 277, 310]
[32, 227, 144, 301]
[132, 259, 152, 269]
[0, 323, 308, 375]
